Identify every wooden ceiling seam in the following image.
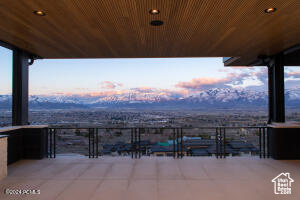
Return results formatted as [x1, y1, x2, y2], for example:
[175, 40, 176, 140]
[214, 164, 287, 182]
[0, 0, 299, 65]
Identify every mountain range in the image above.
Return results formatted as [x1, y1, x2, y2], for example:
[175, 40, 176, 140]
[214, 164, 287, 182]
[1, 88, 300, 109]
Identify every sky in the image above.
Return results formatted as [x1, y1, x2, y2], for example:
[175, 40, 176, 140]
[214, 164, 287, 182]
[1, 46, 300, 96]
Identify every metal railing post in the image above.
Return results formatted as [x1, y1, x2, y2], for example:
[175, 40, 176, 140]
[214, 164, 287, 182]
[263, 128, 266, 158]
[54, 129, 56, 158]
[180, 128, 183, 158]
[173, 128, 176, 159]
[215, 128, 218, 159]
[93, 128, 95, 158]
[88, 128, 91, 158]
[259, 128, 262, 158]
[220, 128, 223, 159]
[134, 128, 137, 159]
[176, 128, 178, 158]
[96, 128, 99, 158]
[138, 128, 141, 158]
[267, 128, 270, 158]
[223, 128, 226, 158]
[131, 128, 133, 158]
[50, 129, 53, 158]
[47, 129, 49, 158]
[220, 128, 223, 158]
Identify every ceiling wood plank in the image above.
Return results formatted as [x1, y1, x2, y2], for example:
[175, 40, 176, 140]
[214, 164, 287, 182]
[0, 0, 299, 65]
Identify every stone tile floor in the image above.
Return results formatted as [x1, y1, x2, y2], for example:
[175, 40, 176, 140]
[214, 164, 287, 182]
[0, 156, 300, 200]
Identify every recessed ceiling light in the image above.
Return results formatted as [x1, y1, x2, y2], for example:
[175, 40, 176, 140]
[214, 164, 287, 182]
[33, 10, 46, 16]
[149, 9, 160, 15]
[264, 8, 277, 14]
[150, 20, 163, 26]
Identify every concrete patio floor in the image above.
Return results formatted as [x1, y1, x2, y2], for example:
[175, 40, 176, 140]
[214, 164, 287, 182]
[0, 156, 300, 200]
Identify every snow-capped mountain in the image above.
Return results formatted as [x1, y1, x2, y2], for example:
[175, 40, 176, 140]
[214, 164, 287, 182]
[183, 88, 267, 104]
[0, 88, 300, 109]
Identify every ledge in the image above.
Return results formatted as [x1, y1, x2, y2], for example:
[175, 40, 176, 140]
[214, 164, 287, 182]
[22, 125, 48, 129]
[268, 122, 300, 128]
[0, 125, 48, 133]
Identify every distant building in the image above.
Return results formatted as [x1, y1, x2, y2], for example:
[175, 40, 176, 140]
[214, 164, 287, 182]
[101, 138, 259, 157]
[149, 144, 186, 157]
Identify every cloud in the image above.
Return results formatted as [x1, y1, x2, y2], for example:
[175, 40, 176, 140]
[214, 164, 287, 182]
[175, 68, 300, 92]
[250, 68, 268, 84]
[175, 68, 268, 91]
[176, 77, 231, 90]
[286, 70, 300, 78]
[285, 70, 300, 89]
[75, 68, 299, 97]
[218, 67, 254, 72]
[100, 81, 123, 89]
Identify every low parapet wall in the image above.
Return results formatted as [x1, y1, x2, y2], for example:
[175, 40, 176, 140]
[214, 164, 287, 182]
[268, 122, 300, 159]
[0, 125, 48, 165]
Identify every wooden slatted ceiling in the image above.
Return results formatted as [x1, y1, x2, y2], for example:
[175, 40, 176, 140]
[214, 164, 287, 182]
[0, 0, 299, 65]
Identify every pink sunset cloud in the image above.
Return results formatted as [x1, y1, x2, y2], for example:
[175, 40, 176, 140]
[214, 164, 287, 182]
[46, 68, 272, 97]
[175, 68, 268, 91]
[36, 67, 300, 97]
[53, 67, 300, 98]
[286, 70, 300, 78]
[100, 81, 123, 89]
[176, 77, 230, 90]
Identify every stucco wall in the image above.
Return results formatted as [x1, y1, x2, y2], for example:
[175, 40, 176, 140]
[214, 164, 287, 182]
[0, 136, 7, 180]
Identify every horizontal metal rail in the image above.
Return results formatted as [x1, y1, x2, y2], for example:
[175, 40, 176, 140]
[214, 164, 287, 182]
[48, 126, 268, 129]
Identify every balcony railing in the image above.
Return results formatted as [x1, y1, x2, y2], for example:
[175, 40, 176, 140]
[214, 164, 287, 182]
[47, 126, 269, 159]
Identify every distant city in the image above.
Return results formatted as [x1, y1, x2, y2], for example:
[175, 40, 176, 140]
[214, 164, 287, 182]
[1, 88, 300, 157]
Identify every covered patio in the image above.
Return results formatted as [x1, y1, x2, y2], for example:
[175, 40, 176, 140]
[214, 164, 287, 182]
[0, 0, 299, 125]
[1, 156, 300, 200]
[1, 1, 300, 199]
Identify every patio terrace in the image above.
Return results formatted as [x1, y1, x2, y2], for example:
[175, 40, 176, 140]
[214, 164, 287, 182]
[1, 156, 300, 200]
